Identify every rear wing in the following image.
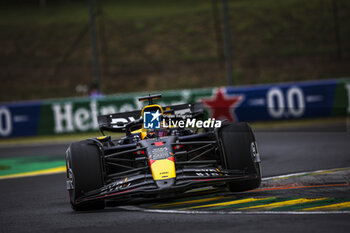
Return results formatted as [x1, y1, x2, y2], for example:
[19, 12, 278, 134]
[98, 102, 204, 133]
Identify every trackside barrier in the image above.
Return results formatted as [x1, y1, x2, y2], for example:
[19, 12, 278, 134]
[1, 78, 349, 138]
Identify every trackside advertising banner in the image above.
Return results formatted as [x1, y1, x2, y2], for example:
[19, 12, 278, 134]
[1, 79, 349, 138]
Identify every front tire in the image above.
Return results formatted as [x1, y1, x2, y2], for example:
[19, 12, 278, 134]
[218, 122, 261, 192]
[66, 140, 105, 211]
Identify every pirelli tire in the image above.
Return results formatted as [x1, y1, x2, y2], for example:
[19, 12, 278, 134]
[66, 140, 105, 211]
[218, 122, 261, 192]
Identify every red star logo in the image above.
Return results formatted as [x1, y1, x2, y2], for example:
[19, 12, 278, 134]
[201, 88, 243, 122]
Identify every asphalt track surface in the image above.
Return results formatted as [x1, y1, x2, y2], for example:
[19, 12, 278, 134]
[1, 129, 350, 233]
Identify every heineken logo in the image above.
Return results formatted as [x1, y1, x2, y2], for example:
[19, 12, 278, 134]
[51, 91, 213, 133]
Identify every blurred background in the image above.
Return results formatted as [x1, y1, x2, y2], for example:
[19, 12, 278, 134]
[0, 0, 349, 102]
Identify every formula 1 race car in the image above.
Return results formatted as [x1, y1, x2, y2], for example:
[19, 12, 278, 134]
[65, 94, 261, 210]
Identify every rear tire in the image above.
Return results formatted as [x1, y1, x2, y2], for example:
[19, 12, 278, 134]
[218, 122, 261, 192]
[66, 140, 105, 211]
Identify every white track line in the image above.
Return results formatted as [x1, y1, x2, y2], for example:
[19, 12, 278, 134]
[262, 167, 350, 181]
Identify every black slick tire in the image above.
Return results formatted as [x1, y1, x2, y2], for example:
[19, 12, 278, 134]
[66, 140, 105, 211]
[218, 122, 261, 192]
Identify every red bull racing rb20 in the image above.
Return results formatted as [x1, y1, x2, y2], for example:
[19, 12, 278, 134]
[65, 94, 261, 210]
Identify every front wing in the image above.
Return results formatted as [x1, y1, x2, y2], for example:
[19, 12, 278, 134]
[74, 168, 258, 205]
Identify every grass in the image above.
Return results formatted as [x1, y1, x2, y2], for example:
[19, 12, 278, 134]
[0, 131, 123, 147]
[0, 1, 210, 24]
[0, 0, 349, 101]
